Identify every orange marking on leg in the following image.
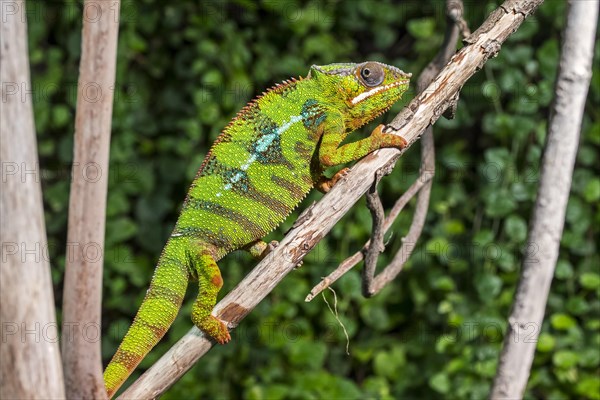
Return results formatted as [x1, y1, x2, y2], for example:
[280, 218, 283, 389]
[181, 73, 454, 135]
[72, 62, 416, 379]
[211, 274, 223, 288]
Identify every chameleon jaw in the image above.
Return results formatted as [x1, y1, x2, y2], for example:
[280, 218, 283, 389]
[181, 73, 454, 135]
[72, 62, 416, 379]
[350, 79, 410, 105]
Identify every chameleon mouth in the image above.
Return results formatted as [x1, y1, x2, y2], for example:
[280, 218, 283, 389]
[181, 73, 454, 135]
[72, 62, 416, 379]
[350, 79, 410, 105]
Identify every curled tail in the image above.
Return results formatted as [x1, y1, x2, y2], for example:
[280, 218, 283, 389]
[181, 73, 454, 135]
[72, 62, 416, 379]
[104, 241, 189, 398]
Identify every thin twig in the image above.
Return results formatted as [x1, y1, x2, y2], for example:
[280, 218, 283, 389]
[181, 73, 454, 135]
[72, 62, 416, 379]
[321, 288, 350, 355]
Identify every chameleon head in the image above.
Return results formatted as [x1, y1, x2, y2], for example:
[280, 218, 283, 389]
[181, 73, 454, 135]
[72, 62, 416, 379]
[308, 61, 411, 130]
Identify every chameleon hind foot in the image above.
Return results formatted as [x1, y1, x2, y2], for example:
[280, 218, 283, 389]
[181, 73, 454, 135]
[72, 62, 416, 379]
[316, 167, 350, 193]
[244, 239, 279, 260]
[193, 313, 231, 344]
[190, 251, 231, 344]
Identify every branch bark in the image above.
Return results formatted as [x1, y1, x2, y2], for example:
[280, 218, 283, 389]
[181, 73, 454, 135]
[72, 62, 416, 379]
[490, 1, 598, 398]
[120, 0, 544, 397]
[0, 3, 65, 398]
[61, 1, 120, 399]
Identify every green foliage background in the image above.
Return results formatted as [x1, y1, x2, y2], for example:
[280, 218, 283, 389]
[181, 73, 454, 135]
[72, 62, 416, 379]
[29, 0, 598, 398]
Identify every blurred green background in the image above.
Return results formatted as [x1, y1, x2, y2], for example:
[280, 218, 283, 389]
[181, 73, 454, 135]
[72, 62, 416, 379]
[28, 0, 599, 398]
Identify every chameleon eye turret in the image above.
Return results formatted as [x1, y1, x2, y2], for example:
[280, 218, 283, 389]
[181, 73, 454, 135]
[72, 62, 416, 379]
[358, 62, 385, 87]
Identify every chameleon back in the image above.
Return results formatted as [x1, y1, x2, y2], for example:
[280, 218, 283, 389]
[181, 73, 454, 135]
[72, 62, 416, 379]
[174, 77, 324, 259]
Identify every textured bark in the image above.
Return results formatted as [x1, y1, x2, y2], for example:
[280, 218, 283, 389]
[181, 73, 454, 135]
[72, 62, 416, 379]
[119, 0, 545, 398]
[60, 1, 120, 399]
[490, 1, 598, 398]
[0, 2, 66, 398]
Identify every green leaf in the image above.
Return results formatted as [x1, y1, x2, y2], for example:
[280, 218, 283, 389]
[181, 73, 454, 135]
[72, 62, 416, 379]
[51, 105, 71, 128]
[536, 333, 556, 352]
[105, 218, 138, 246]
[406, 18, 435, 39]
[443, 219, 466, 235]
[580, 272, 600, 290]
[576, 376, 600, 400]
[476, 274, 502, 300]
[374, 346, 405, 379]
[429, 372, 451, 394]
[426, 237, 450, 257]
[433, 276, 456, 292]
[583, 178, 600, 202]
[287, 340, 326, 369]
[553, 350, 579, 369]
[555, 259, 574, 280]
[360, 304, 391, 331]
[485, 190, 517, 217]
[551, 313, 577, 330]
[504, 215, 528, 242]
[566, 296, 590, 315]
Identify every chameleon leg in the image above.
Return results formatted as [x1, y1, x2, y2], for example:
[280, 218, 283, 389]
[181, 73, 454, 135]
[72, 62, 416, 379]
[320, 124, 407, 167]
[190, 250, 231, 344]
[243, 239, 279, 260]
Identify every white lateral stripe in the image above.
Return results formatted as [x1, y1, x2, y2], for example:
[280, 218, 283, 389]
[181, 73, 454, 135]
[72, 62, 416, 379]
[240, 114, 304, 171]
[220, 113, 306, 195]
[350, 81, 405, 105]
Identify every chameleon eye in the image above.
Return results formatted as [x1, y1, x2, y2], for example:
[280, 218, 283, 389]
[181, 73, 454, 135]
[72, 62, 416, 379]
[359, 63, 384, 87]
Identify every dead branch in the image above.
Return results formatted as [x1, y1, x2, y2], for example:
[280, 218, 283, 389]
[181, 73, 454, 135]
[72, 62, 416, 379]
[490, 1, 598, 398]
[119, 1, 544, 397]
[0, 3, 66, 398]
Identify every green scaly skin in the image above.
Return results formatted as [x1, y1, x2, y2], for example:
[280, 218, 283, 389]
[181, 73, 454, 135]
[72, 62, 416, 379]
[104, 62, 411, 397]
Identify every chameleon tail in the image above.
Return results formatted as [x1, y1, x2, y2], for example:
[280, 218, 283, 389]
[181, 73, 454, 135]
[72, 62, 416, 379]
[103, 241, 189, 398]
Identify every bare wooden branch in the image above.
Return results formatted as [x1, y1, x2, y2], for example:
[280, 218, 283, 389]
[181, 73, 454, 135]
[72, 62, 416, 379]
[61, 1, 120, 398]
[0, 3, 66, 398]
[490, 1, 598, 398]
[120, 1, 544, 397]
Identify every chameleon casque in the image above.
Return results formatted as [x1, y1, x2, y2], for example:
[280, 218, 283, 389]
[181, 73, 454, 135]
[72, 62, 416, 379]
[104, 61, 411, 397]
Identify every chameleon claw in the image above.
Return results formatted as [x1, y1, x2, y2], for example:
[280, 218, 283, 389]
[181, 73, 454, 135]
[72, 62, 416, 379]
[214, 321, 231, 345]
[200, 315, 231, 344]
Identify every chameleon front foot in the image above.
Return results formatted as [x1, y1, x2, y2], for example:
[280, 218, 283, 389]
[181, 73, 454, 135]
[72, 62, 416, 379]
[371, 123, 408, 148]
